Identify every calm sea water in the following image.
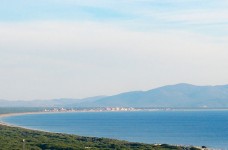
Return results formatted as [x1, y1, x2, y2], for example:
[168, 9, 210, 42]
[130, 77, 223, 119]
[2, 111, 228, 149]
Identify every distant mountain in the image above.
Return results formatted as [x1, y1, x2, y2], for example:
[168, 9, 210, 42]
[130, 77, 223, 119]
[1, 83, 228, 108]
[0, 98, 79, 107]
[76, 83, 228, 107]
[0, 96, 106, 107]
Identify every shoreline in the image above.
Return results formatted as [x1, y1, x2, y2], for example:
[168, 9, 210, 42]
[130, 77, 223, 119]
[0, 112, 205, 150]
[0, 124, 204, 150]
[0, 111, 53, 127]
[1, 107, 228, 119]
[0, 111, 74, 136]
[0, 111, 219, 150]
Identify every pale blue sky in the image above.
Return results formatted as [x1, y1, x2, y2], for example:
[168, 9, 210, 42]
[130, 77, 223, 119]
[0, 0, 228, 100]
[1, 0, 227, 35]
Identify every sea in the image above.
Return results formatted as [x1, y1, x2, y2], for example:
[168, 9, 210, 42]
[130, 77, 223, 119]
[1, 111, 228, 149]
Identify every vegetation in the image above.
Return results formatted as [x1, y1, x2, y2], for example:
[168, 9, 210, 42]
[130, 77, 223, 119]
[0, 124, 200, 150]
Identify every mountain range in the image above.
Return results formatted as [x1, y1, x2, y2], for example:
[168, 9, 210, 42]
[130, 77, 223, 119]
[1, 83, 228, 108]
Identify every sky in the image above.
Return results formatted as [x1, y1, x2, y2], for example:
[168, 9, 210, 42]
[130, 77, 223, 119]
[0, 0, 228, 100]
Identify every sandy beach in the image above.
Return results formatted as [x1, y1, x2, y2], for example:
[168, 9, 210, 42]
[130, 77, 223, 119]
[0, 111, 102, 127]
[0, 111, 49, 127]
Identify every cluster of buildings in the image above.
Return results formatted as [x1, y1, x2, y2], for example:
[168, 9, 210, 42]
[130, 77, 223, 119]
[44, 108, 74, 112]
[44, 107, 138, 113]
[43, 107, 177, 113]
[104, 107, 135, 111]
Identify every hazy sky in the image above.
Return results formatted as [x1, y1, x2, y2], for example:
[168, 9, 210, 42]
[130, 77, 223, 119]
[0, 0, 228, 100]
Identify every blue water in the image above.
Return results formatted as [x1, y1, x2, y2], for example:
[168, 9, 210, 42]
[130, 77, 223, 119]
[2, 111, 228, 149]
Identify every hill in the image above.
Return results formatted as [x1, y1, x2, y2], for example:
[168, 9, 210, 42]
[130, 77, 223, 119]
[1, 83, 228, 108]
[77, 83, 228, 107]
[0, 124, 199, 150]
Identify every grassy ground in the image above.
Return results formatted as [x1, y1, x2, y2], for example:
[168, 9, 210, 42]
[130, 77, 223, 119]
[0, 124, 200, 150]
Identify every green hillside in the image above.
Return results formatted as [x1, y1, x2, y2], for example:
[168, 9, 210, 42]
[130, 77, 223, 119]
[0, 124, 199, 150]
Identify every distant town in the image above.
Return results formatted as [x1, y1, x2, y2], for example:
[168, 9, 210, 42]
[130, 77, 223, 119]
[43, 107, 174, 112]
[42, 107, 228, 113]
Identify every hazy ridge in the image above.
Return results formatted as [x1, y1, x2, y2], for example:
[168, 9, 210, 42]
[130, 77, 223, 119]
[1, 83, 228, 108]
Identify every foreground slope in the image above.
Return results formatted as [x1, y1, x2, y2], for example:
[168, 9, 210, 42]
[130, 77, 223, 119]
[0, 124, 199, 150]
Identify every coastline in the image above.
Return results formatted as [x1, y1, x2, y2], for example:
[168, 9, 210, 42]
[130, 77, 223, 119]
[0, 111, 212, 150]
[0, 111, 51, 127]
[0, 111, 218, 150]
[0, 111, 71, 136]
[0, 124, 203, 150]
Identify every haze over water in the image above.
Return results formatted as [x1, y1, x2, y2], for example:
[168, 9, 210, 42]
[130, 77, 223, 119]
[2, 111, 228, 149]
